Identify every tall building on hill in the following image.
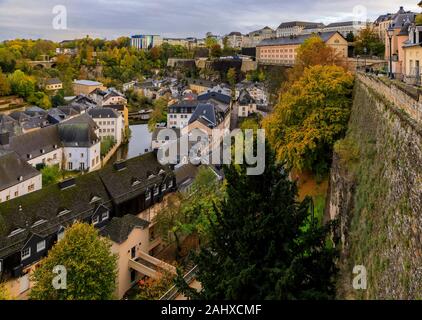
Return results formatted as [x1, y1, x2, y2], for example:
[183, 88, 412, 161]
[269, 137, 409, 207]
[130, 34, 162, 50]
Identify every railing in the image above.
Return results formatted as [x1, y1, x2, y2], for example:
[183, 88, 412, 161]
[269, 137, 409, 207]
[129, 251, 176, 279]
[159, 265, 198, 300]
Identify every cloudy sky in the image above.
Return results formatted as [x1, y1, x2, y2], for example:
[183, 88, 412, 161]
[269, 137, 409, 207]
[0, 0, 419, 41]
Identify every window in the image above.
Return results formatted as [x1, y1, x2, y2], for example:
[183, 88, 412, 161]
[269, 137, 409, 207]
[14, 191, 19, 197]
[6, 195, 10, 201]
[92, 215, 100, 225]
[21, 247, 31, 260]
[81, 153, 84, 158]
[37, 240, 46, 252]
[68, 153, 72, 158]
[101, 211, 109, 221]
[153, 186, 159, 196]
[57, 229, 65, 241]
[80, 163, 85, 171]
[168, 180, 173, 188]
[68, 162, 73, 170]
[145, 189, 151, 200]
[162, 183, 166, 191]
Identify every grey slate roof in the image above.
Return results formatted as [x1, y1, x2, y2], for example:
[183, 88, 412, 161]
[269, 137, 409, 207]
[100, 215, 150, 244]
[98, 152, 173, 205]
[257, 31, 342, 47]
[325, 21, 356, 28]
[1, 125, 61, 160]
[0, 172, 112, 258]
[88, 108, 119, 119]
[188, 103, 226, 128]
[197, 91, 231, 105]
[278, 21, 318, 29]
[0, 151, 40, 192]
[0, 152, 174, 258]
[46, 78, 62, 85]
[58, 114, 99, 148]
[238, 89, 255, 105]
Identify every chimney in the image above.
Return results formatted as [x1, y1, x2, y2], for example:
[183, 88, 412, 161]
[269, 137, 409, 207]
[0, 131, 9, 146]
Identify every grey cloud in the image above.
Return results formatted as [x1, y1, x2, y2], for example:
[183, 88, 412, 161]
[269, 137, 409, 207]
[0, 0, 420, 41]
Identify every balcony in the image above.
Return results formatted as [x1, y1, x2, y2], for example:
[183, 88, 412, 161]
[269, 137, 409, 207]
[128, 251, 176, 280]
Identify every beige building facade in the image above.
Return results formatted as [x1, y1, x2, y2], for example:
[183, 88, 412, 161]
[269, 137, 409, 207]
[257, 31, 348, 66]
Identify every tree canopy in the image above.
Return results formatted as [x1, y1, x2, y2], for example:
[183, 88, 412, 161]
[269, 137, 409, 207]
[263, 65, 354, 177]
[285, 36, 346, 85]
[30, 222, 117, 300]
[354, 26, 384, 57]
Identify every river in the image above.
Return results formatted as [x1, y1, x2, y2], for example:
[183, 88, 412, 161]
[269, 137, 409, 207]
[110, 124, 153, 162]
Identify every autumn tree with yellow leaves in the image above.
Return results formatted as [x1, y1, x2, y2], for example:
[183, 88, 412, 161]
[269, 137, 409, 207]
[263, 65, 354, 177]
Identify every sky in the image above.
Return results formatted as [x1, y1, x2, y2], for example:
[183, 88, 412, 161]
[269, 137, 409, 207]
[0, 0, 420, 41]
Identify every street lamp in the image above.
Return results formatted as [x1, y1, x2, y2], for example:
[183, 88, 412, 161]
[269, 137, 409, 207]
[387, 25, 394, 79]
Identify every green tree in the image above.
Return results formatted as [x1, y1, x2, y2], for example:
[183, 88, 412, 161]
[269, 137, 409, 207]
[264, 65, 354, 177]
[30, 222, 117, 300]
[210, 44, 222, 58]
[0, 69, 11, 96]
[346, 31, 355, 42]
[175, 143, 337, 300]
[27, 91, 52, 109]
[51, 90, 65, 107]
[8, 70, 36, 98]
[227, 67, 237, 88]
[155, 167, 222, 259]
[148, 97, 169, 131]
[205, 37, 218, 48]
[41, 165, 62, 186]
[354, 26, 384, 57]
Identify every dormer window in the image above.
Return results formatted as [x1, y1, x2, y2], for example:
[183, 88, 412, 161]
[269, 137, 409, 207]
[153, 185, 159, 196]
[40, 149, 45, 154]
[101, 211, 109, 221]
[37, 240, 46, 252]
[18, 176, 23, 182]
[8, 228, 24, 238]
[90, 196, 102, 204]
[92, 215, 100, 225]
[145, 189, 151, 201]
[57, 209, 71, 217]
[132, 178, 141, 187]
[21, 247, 31, 260]
[32, 219, 47, 227]
[27, 154, 32, 159]
[168, 180, 173, 188]
[162, 183, 167, 191]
